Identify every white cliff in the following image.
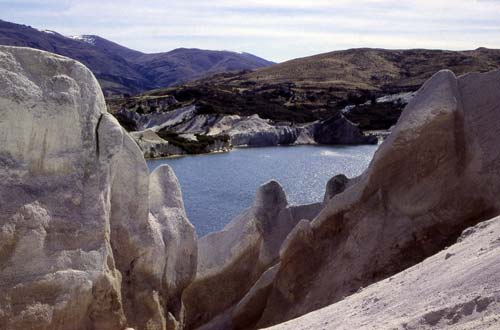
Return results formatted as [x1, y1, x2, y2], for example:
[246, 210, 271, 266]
[182, 181, 322, 330]
[180, 69, 500, 330]
[251, 69, 500, 328]
[0, 46, 197, 330]
[117, 105, 376, 158]
[266, 216, 500, 330]
[3, 45, 500, 330]
[149, 165, 197, 328]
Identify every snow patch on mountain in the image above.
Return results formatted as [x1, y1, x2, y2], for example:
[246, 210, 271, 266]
[69, 35, 96, 45]
[36, 28, 59, 35]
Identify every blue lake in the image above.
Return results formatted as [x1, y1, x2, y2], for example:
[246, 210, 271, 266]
[147, 145, 377, 237]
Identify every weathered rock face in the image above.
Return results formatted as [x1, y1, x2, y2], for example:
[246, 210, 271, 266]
[5, 45, 500, 330]
[251, 69, 500, 328]
[232, 264, 280, 330]
[212, 112, 377, 147]
[182, 181, 322, 330]
[131, 129, 186, 158]
[0, 46, 197, 330]
[322, 174, 351, 203]
[312, 113, 377, 145]
[149, 165, 197, 328]
[116, 105, 376, 158]
[0, 45, 125, 330]
[120, 105, 198, 133]
[108, 130, 168, 330]
[221, 115, 299, 147]
[266, 215, 500, 330]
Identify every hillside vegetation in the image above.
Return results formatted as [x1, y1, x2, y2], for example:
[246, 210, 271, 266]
[110, 48, 500, 128]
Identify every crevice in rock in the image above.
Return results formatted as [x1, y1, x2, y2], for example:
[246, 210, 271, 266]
[95, 113, 104, 157]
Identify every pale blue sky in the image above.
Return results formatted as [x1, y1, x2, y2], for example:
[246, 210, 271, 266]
[1, 0, 500, 62]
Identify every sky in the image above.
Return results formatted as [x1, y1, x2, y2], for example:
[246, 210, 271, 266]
[1, 0, 500, 62]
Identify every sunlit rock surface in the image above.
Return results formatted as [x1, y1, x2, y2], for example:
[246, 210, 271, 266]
[3, 45, 500, 330]
[266, 216, 500, 330]
[119, 105, 376, 158]
[182, 181, 322, 330]
[0, 46, 196, 330]
[180, 69, 500, 330]
[130, 129, 186, 158]
[149, 164, 197, 328]
[253, 69, 500, 328]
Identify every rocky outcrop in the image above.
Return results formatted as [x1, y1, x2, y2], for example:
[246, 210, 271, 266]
[312, 113, 377, 145]
[342, 91, 416, 130]
[117, 105, 198, 132]
[131, 129, 186, 158]
[5, 45, 500, 330]
[0, 45, 125, 330]
[115, 105, 376, 158]
[202, 112, 376, 147]
[249, 69, 500, 328]
[108, 130, 169, 330]
[266, 215, 500, 330]
[176, 69, 500, 330]
[182, 181, 322, 330]
[149, 165, 197, 328]
[224, 115, 299, 147]
[218, 114, 375, 146]
[0, 46, 197, 330]
[322, 174, 351, 203]
[120, 107, 232, 157]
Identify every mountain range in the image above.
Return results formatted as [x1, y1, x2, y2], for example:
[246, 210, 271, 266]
[112, 47, 500, 129]
[0, 19, 274, 96]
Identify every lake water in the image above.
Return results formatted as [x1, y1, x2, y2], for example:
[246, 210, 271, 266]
[147, 145, 377, 237]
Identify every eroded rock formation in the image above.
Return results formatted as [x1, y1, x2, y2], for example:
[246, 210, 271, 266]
[251, 69, 500, 328]
[0, 46, 196, 330]
[131, 130, 187, 158]
[3, 45, 500, 330]
[180, 69, 500, 330]
[149, 165, 197, 328]
[117, 105, 376, 158]
[265, 215, 500, 330]
[182, 181, 322, 330]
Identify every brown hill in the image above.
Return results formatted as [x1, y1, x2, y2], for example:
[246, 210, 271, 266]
[242, 47, 500, 92]
[122, 48, 500, 129]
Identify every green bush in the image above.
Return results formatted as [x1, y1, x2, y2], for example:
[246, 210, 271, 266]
[157, 128, 230, 154]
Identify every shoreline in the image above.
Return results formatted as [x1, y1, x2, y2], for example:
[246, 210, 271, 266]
[143, 137, 385, 161]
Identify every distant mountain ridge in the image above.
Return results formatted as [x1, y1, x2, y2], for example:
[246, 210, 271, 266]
[0, 19, 274, 95]
[131, 47, 275, 88]
[114, 46, 500, 130]
[72, 35, 144, 60]
[241, 47, 500, 92]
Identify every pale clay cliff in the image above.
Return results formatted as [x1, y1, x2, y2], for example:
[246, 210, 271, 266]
[246, 69, 500, 329]
[179, 69, 500, 329]
[265, 216, 500, 330]
[0, 46, 196, 330]
[182, 182, 322, 330]
[1, 45, 500, 330]
[117, 104, 376, 158]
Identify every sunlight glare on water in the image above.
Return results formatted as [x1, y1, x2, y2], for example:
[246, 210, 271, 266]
[147, 145, 377, 237]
